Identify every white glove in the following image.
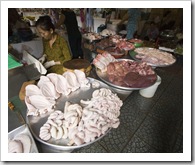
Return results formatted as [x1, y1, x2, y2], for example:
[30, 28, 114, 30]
[43, 60, 61, 69]
[44, 60, 56, 69]
[39, 54, 47, 64]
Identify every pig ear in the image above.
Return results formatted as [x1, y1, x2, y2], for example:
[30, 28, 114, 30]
[8, 140, 23, 153]
[37, 76, 51, 88]
[62, 71, 80, 92]
[25, 84, 42, 96]
[25, 96, 39, 117]
[14, 134, 32, 153]
[40, 81, 60, 100]
[28, 95, 54, 110]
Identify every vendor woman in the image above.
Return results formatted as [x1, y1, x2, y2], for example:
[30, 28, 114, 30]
[36, 15, 72, 74]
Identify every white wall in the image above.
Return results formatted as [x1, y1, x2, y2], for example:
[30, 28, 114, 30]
[76, 16, 121, 33]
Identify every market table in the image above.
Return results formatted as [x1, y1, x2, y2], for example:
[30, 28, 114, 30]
[8, 62, 133, 153]
[8, 36, 182, 153]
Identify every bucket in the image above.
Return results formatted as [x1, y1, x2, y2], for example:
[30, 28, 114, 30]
[139, 75, 161, 98]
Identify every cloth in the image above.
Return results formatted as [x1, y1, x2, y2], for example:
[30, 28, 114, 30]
[80, 8, 85, 23]
[61, 10, 83, 59]
[49, 9, 59, 25]
[126, 8, 141, 40]
[86, 8, 94, 28]
[61, 10, 80, 36]
[22, 50, 47, 75]
[43, 33, 72, 74]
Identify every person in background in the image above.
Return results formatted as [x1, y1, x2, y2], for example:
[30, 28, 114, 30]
[55, 8, 84, 59]
[104, 8, 112, 26]
[8, 8, 33, 43]
[48, 8, 60, 25]
[137, 8, 151, 38]
[85, 8, 94, 32]
[145, 21, 159, 41]
[36, 15, 72, 74]
[79, 8, 86, 33]
[118, 8, 141, 40]
[160, 10, 175, 31]
[8, 8, 26, 31]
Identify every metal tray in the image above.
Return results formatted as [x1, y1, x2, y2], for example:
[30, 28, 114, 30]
[96, 59, 157, 90]
[82, 33, 103, 43]
[129, 48, 176, 67]
[26, 77, 113, 151]
[8, 124, 39, 153]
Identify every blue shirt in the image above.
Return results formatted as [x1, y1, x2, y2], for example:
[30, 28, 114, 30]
[126, 9, 141, 39]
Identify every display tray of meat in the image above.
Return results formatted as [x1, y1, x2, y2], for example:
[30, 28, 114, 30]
[82, 32, 103, 43]
[95, 38, 115, 50]
[109, 35, 123, 44]
[26, 71, 123, 151]
[128, 38, 143, 48]
[104, 46, 125, 59]
[95, 59, 157, 90]
[129, 47, 176, 67]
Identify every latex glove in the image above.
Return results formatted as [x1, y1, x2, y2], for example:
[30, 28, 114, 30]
[44, 60, 56, 69]
[39, 54, 47, 64]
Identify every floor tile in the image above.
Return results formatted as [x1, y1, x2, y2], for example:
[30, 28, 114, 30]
[135, 115, 180, 152]
[72, 141, 108, 153]
[121, 134, 159, 153]
[119, 103, 147, 133]
[172, 132, 183, 153]
[97, 124, 132, 152]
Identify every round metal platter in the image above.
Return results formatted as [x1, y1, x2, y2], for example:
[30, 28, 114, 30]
[129, 47, 176, 67]
[82, 33, 103, 43]
[26, 77, 112, 151]
[96, 59, 157, 91]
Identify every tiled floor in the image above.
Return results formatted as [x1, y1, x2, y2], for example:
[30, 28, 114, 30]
[72, 56, 183, 153]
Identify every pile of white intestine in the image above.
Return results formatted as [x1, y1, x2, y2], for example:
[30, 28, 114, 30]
[25, 70, 91, 116]
[24, 70, 123, 146]
[39, 88, 123, 146]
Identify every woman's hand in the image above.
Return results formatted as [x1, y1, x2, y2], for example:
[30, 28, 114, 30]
[55, 61, 61, 65]
[44, 60, 55, 69]
[43, 60, 61, 69]
[39, 54, 47, 64]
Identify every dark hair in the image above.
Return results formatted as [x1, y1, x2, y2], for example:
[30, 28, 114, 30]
[35, 15, 55, 31]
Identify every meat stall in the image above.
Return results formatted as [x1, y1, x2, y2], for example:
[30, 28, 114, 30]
[8, 30, 179, 153]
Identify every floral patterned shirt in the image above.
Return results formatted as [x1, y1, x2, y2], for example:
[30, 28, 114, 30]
[43, 33, 72, 74]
